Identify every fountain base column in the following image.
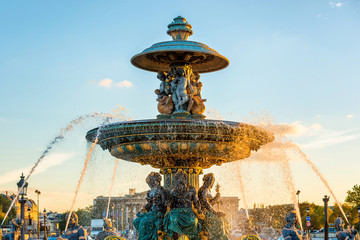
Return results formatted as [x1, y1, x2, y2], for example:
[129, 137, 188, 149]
[160, 167, 203, 190]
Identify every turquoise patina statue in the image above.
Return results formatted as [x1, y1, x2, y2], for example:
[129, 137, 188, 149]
[198, 173, 229, 240]
[334, 217, 358, 240]
[282, 211, 303, 240]
[133, 172, 167, 240]
[163, 170, 204, 239]
[58, 213, 87, 240]
[95, 218, 117, 240]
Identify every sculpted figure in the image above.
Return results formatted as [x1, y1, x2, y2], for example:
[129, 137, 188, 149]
[3, 219, 23, 240]
[95, 218, 117, 240]
[133, 172, 167, 240]
[57, 213, 87, 240]
[335, 217, 358, 240]
[282, 211, 303, 240]
[173, 68, 193, 111]
[157, 96, 174, 115]
[155, 72, 167, 101]
[163, 170, 204, 239]
[187, 73, 206, 115]
[198, 174, 228, 240]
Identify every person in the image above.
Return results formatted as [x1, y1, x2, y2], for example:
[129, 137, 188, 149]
[163, 170, 204, 239]
[334, 217, 358, 240]
[133, 172, 167, 240]
[282, 211, 303, 240]
[95, 218, 117, 240]
[198, 173, 229, 240]
[57, 213, 86, 240]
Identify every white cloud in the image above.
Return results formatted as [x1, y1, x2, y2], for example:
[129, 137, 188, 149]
[98, 78, 113, 87]
[346, 114, 355, 119]
[301, 128, 360, 149]
[0, 152, 75, 185]
[329, 1, 345, 7]
[115, 80, 133, 88]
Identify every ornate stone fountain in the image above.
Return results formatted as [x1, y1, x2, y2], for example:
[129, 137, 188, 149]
[86, 16, 273, 240]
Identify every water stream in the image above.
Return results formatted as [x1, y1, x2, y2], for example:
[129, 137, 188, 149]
[106, 158, 119, 219]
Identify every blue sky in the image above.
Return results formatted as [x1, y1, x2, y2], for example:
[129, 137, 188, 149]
[0, 0, 359, 211]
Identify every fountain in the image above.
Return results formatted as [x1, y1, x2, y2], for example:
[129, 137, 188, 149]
[86, 16, 274, 239]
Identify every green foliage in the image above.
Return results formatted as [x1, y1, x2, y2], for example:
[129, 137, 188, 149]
[59, 206, 96, 231]
[0, 195, 16, 226]
[345, 185, 360, 207]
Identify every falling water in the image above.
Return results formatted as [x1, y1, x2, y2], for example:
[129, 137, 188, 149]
[235, 163, 250, 219]
[294, 145, 350, 224]
[65, 137, 99, 231]
[106, 158, 120, 218]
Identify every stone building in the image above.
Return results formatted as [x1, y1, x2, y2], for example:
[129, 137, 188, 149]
[93, 189, 147, 230]
[94, 189, 240, 231]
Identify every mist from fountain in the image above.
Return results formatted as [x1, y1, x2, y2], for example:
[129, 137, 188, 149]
[105, 158, 119, 219]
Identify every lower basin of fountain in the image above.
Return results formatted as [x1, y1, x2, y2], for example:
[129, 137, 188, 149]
[86, 119, 273, 169]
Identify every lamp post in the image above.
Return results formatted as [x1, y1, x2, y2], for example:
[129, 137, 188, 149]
[296, 190, 301, 205]
[43, 209, 47, 240]
[17, 173, 28, 240]
[27, 207, 32, 237]
[35, 190, 41, 239]
[306, 207, 310, 236]
[323, 195, 330, 240]
[346, 212, 350, 226]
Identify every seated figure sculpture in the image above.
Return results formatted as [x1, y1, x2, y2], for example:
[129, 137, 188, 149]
[173, 68, 193, 112]
[163, 170, 204, 239]
[282, 211, 303, 240]
[57, 212, 87, 240]
[95, 218, 117, 240]
[335, 217, 358, 240]
[133, 172, 167, 240]
[198, 174, 229, 240]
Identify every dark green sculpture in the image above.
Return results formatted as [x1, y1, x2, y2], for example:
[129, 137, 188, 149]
[133, 172, 166, 240]
[334, 217, 358, 240]
[95, 218, 117, 240]
[58, 213, 87, 240]
[163, 170, 204, 239]
[198, 174, 229, 240]
[282, 211, 303, 240]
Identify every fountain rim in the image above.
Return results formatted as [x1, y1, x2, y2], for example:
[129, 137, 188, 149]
[130, 40, 229, 73]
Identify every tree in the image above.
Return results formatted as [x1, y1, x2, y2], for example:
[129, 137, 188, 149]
[0, 194, 16, 226]
[345, 185, 360, 207]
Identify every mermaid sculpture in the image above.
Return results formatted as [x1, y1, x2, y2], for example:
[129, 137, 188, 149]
[282, 211, 303, 240]
[133, 172, 167, 240]
[163, 170, 204, 239]
[334, 217, 358, 240]
[198, 173, 228, 240]
[57, 213, 87, 240]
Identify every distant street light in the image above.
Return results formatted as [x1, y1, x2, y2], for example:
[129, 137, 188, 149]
[35, 190, 41, 238]
[17, 173, 28, 240]
[27, 207, 32, 237]
[43, 209, 47, 240]
[296, 190, 301, 205]
[323, 195, 330, 240]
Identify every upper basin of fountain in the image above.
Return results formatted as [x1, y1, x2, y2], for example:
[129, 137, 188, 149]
[86, 119, 274, 169]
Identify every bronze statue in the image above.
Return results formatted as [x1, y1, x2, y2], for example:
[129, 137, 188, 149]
[3, 219, 24, 240]
[133, 172, 167, 240]
[198, 173, 228, 240]
[335, 217, 358, 240]
[163, 170, 204, 239]
[173, 68, 194, 111]
[282, 211, 303, 240]
[57, 212, 87, 240]
[95, 218, 117, 240]
[155, 72, 168, 101]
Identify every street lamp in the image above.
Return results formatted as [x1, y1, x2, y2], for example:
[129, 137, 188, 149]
[323, 195, 330, 240]
[17, 173, 28, 240]
[296, 190, 301, 205]
[35, 190, 41, 239]
[27, 207, 32, 237]
[43, 209, 47, 240]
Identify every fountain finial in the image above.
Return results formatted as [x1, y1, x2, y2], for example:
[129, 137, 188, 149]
[167, 16, 193, 40]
